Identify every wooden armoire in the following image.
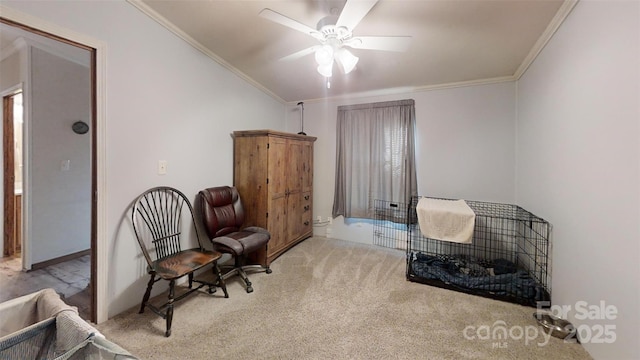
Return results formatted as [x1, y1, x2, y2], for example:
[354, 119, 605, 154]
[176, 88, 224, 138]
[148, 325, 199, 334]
[233, 130, 316, 265]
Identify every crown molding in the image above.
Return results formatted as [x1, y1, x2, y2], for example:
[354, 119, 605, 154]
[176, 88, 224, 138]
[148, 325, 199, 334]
[294, 76, 516, 105]
[0, 37, 26, 62]
[126, 0, 287, 105]
[514, 0, 579, 79]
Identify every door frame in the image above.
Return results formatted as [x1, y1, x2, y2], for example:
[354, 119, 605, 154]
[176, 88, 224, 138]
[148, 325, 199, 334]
[0, 7, 108, 323]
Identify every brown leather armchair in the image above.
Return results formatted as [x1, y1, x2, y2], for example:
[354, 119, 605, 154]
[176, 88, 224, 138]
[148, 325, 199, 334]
[198, 186, 271, 293]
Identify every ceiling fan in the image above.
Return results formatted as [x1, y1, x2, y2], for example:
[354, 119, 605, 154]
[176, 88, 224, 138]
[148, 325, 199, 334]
[259, 0, 412, 80]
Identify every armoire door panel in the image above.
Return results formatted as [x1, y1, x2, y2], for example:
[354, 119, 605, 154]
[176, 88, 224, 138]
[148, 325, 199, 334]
[268, 195, 287, 255]
[233, 136, 269, 228]
[233, 130, 316, 265]
[287, 140, 304, 193]
[302, 141, 313, 193]
[268, 137, 288, 198]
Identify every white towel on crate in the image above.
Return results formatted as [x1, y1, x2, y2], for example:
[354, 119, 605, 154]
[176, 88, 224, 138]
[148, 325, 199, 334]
[416, 198, 476, 243]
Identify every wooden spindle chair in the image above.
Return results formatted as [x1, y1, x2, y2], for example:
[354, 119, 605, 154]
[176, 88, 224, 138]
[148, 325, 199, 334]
[131, 186, 228, 337]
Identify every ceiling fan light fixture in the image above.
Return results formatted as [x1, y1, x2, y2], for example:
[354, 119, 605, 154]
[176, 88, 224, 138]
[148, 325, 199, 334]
[317, 63, 333, 78]
[314, 45, 334, 66]
[336, 48, 359, 74]
[261, 0, 411, 86]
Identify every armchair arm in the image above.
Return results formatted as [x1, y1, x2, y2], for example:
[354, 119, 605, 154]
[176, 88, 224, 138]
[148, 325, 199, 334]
[211, 236, 244, 255]
[244, 226, 271, 239]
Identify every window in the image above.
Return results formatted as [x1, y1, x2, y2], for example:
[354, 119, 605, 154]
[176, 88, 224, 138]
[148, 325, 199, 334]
[332, 99, 417, 221]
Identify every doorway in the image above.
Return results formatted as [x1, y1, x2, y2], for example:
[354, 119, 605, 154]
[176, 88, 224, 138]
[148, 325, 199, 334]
[3, 90, 22, 260]
[0, 18, 97, 322]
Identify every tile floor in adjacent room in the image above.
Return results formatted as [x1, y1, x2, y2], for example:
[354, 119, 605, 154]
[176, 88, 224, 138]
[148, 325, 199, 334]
[0, 254, 91, 320]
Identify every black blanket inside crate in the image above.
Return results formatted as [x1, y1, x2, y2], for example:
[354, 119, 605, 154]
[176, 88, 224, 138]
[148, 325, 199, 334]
[411, 252, 548, 303]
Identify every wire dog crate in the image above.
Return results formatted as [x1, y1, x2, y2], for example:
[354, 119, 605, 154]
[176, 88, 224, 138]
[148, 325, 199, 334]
[373, 199, 410, 250]
[406, 196, 551, 307]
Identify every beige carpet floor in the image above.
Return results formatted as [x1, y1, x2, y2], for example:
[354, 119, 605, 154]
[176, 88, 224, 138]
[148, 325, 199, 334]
[97, 237, 591, 360]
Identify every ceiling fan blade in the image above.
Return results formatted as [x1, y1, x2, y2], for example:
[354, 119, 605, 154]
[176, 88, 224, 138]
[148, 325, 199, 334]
[346, 36, 413, 52]
[259, 8, 321, 39]
[279, 46, 321, 61]
[335, 0, 378, 32]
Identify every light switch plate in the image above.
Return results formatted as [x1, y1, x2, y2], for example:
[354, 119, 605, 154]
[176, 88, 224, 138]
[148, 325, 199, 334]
[158, 160, 167, 175]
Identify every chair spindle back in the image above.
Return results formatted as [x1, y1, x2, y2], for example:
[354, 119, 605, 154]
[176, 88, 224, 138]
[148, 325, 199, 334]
[132, 187, 202, 265]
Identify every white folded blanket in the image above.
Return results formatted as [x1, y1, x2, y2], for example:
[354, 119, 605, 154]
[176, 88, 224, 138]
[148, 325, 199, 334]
[416, 198, 475, 243]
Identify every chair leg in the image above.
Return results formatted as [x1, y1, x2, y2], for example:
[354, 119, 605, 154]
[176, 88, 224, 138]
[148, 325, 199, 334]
[265, 244, 272, 274]
[234, 257, 254, 293]
[139, 273, 156, 314]
[165, 279, 175, 337]
[228, 251, 271, 293]
[214, 263, 229, 298]
[238, 268, 253, 293]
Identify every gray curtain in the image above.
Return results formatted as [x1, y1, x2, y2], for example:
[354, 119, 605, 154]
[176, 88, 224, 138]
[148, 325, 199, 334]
[332, 99, 417, 221]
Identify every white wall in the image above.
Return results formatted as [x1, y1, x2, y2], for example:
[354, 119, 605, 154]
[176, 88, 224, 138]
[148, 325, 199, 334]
[0, 49, 23, 89]
[289, 81, 517, 244]
[30, 47, 91, 264]
[2, 0, 286, 317]
[516, 1, 639, 359]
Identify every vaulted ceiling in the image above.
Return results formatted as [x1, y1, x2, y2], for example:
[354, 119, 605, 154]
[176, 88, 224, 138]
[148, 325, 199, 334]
[140, 1, 570, 103]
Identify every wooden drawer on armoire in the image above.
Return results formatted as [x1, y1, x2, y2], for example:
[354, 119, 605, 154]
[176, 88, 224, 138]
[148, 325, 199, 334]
[301, 191, 312, 233]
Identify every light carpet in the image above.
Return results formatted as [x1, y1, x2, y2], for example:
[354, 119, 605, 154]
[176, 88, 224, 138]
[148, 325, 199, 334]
[97, 237, 591, 359]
